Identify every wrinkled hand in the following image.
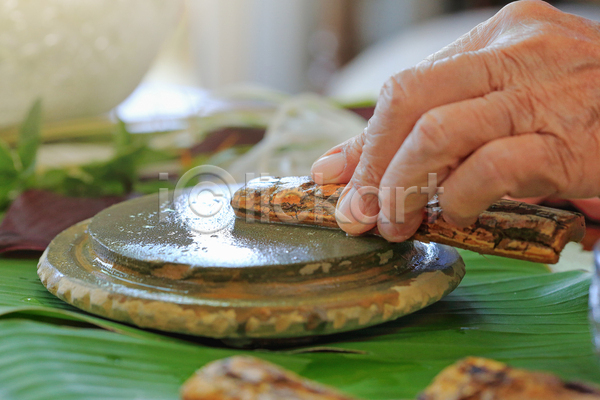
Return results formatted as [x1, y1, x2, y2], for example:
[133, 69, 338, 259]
[311, 0, 600, 240]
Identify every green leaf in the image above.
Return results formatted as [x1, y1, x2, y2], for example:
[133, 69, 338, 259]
[113, 119, 133, 155]
[0, 140, 19, 209]
[35, 137, 172, 198]
[24, 118, 176, 200]
[17, 99, 42, 176]
[134, 179, 175, 195]
[0, 259, 180, 342]
[0, 251, 598, 400]
[0, 318, 312, 400]
[0, 140, 17, 175]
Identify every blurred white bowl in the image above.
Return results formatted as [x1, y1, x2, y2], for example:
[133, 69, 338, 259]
[0, 0, 182, 128]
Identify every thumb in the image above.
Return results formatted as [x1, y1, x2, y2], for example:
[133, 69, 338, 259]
[310, 131, 366, 185]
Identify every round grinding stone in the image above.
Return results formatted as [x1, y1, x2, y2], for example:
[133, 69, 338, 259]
[38, 190, 465, 339]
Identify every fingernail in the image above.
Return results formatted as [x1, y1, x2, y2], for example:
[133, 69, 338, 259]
[442, 213, 457, 226]
[335, 185, 355, 225]
[378, 213, 402, 241]
[335, 186, 376, 235]
[378, 211, 416, 242]
[442, 213, 475, 228]
[311, 152, 346, 183]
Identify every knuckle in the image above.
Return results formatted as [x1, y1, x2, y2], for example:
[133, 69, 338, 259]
[373, 75, 408, 118]
[499, 0, 552, 20]
[354, 160, 385, 189]
[345, 130, 366, 157]
[477, 144, 512, 191]
[539, 136, 578, 193]
[489, 40, 545, 88]
[491, 90, 538, 133]
[380, 75, 405, 107]
[379, 76, 398, 101]
[384, 68, 420, 105]
[412, 111, 449, 156]
[511, 90, 538, 125]
[472, 97, 500, 129]
[479, 49, 505, 90]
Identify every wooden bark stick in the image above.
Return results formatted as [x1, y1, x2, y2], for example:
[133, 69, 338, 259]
[231, 176, 586, 264]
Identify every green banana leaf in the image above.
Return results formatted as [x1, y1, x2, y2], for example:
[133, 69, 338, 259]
[0, 251, 598, 400]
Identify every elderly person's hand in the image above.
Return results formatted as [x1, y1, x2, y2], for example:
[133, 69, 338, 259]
[311, 0, 600, 240]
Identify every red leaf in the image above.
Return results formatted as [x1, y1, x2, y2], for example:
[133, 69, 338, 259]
[0, 190, 125, 254]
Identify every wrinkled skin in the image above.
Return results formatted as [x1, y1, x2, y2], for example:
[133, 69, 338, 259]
[311, 0, 600, 241]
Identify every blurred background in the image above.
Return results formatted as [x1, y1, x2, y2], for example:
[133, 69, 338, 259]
[134, 0, 600, 98]
[2, 0, 600, 207]
[4, 0, 600, 130]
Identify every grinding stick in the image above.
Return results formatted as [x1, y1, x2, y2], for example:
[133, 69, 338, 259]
[231, 176, 586, 264]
